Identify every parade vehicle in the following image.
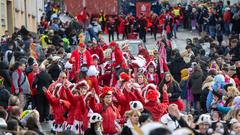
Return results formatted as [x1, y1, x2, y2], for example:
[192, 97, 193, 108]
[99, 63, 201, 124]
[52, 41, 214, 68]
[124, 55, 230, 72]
[115, 39, 147, 56]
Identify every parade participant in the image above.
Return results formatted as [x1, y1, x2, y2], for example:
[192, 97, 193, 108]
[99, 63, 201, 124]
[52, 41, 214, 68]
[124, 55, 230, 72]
[109, 41, 127, 87]
[86, 55, 100, 95]
[143, 84, 169, 121]
[138, 44, 150, 64]
[89, 39, 105, 64]
[107, 16, 115, 42]
[113, 72, 142, 117]
[151, 13, 159, 41]
[98, 60, 111, 86]
[98, 38, 108, 51]
[43, 84, 70, 134]
[48, 72, 71, 100]
[136, 73, 147, 89]
[159, 72, 183, 111]
[156, 39, 170, 80]
[137, 13, 147, 43]
[145, 61, 159, 85]
[89, 86, 121, 135]
[64, 81, 87, 134]
[69, 42, 96, 82]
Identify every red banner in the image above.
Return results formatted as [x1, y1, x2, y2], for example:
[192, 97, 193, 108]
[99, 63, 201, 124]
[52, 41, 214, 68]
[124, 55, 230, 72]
[64, 0, 118, 16]
[136, 2, 151, 17]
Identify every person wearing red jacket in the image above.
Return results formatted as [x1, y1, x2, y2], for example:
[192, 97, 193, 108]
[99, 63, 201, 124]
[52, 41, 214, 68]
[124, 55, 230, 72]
[113, 72, 140, 117]
[99, 38, 108, 51]
[144, 85, 169, 121]
[89, 40, 105, 64]
[43, 84, 71, 133]
[27, 63, 39, 108]
[64, 81, 88, 134]
[138, 44, 151, 63]
[89, 86, 121, 135]
[109, 41, 127, 86]
[145, 61, 159, 85]
[48, 72, 71, 101]
[98, 61, 112, 86]
[69, 43, 96, 82]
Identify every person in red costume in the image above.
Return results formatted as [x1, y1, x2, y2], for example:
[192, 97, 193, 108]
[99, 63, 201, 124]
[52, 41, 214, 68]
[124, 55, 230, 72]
[138, 44, 151, 63]
[64, 81, 88, 134]
[89, 86, 121, 135]
[113, 72, 143, 117]
[43, 83, 71, 134]
[99, 38, 108, 51]
[89, 39, 105, 64]
[143, 84, 169, 121]
[98, 61, 112, 86]
[136, 73, 147, 89]
[109, 41, 127, 87]
[69, 43, 97, 82]
[145, 61, 159, 85]
[48, 72, 71, 101]
[84, 54, 101, 95]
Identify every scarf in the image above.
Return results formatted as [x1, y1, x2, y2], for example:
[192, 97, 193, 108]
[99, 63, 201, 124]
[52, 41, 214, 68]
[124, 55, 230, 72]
[133, 124, 144, 135]
[157, 41, 167, 74]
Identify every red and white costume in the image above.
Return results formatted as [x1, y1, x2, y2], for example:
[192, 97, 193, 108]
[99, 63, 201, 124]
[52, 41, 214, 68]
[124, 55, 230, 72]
[144, 88, 169, 121]
[64, 81, 87, 134]
[89, 87, 121, 134]
[69, 43, 96, 81]
[98, 61, 112, 86]
[145, 61, 159, 85]
[45, 84, 71, 132]
[113, 73, 143, 116]
[156, 40, 169, 79]
[109, 42, 127, 86]
[89, 45, 105, 64]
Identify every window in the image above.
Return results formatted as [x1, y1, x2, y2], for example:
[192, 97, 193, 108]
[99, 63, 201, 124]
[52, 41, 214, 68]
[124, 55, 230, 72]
[14, 0, 21, 11]
[1, 0, 6, 26]
[20, 0, 25, 12]
[26, 0, 36, 16]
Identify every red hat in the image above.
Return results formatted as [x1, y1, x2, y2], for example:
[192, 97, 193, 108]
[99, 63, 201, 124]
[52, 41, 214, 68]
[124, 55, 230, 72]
[146, 89, 159, 101]
[119, 72, 130, 82]
[75, 80, 89, 90]
[109, 41, 117, 47]
[68, 83, 75, 91]
[92, 54, 99, 60]
[145, 83, 157, 91]
[146, 61, 156, 69]
[79, 43, 86, 47]
[100, 86, 113, 99]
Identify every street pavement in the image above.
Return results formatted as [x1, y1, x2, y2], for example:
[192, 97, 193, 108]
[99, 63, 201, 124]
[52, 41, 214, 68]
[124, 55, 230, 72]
[101, 29, 199, 52]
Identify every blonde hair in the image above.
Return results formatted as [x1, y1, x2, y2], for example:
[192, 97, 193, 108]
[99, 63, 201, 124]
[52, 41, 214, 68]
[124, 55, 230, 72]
[227, 87, 240, 97]
[125, 110, 141, 118]
[203, 76, 214, 85]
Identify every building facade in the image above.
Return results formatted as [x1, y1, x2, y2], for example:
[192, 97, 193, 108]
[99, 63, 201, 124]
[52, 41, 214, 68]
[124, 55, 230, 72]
[0, 0, 14, 36]
[0, 0, 44, 36]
